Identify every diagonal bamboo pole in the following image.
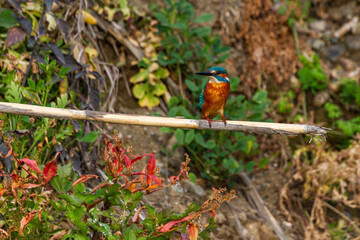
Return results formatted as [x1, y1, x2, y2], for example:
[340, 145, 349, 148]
[0, 102, 330, 137]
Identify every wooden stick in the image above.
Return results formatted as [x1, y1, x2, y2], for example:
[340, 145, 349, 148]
[0, 102, 331, 136]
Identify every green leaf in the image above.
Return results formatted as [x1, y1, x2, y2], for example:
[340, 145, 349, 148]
[133, 83, 146, 99]
[183, 50, 193, 60]
[119, 0, 130, 18]
[174, 129, 185, 145]
[154, 67, 169, 79]
[153, 12, 169, 26]
[185, 79, 199, 92]
[185, 130, 195, 145]
[130, 69, 148, 83]
[204, 139, 216, 149]
[0, 9, 17, 29]
[74, 183, 85, 194]
[188, 172, 197, 183]
[67, 206, 85, 222]
[124, 228, 136, 240]
[252, 90, 267, 103]
[258, 158, 269, 169]
[172, 22, 186, 29]
[194, 13, 214, 23]
[148, 94, 160, 107]
[78, 131, 98, 143]
[153, 83, 166, 96]
[59, 194, 82, 207]
[195, 133, 205, 146]
[194, 27, 211, 37]
[245, 161, 256, 172]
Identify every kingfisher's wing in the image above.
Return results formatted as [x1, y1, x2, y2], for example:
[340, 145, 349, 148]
[199, 82, 208, 111]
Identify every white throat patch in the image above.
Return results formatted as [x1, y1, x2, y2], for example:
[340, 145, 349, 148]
[209, 76, 220, 83]
[208, 76, 229, 83]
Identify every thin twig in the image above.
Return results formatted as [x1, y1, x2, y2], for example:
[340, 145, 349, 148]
[321, 200, 360, 236]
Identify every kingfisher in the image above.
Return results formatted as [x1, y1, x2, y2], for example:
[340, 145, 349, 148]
[196, 67, 230, 127]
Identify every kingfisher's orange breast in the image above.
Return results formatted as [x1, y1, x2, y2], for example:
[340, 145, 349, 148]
[201, 82, 230, 119]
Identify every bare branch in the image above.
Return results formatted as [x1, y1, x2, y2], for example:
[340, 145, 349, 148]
[0, 102, 331, 137]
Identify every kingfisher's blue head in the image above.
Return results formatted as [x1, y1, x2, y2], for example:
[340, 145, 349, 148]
[195, 66, 230, 83]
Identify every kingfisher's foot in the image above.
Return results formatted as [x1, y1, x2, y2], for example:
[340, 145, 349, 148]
[221, 114, 227, 125]
[206, 116, 212, 127]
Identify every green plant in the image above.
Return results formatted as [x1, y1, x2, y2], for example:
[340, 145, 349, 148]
[336, 117, 360, 137]
[278, 90, 295, 114]
[298, 54, 327, 94]
[0, 56, 99, 162]
[325, 103, 342, 119]
[0, 130, 235, 239]
[339, 78, 360, 106]
[151, 0, 230, 74]
[328, 219, 353, 240]
[130, 58, 169, 108]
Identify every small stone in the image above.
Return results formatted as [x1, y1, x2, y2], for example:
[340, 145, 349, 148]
[326, 45, 345, 62]
[309, 20, 327, 32]
[330, 37, 339, 44]
[329, 11, 342, 21]
[283, 221, 292, 228]
[345, 34, 360, 51]
[118, 132, 123, 139]
[216, 211, 226, 224]
[311, 39, 325, 51]
[339, 58, 357, 70]
[182, 180, 206, 197]
[290, 75, 300, 89]
[352, 22, 360, 35]
[314, 91, 330, 107]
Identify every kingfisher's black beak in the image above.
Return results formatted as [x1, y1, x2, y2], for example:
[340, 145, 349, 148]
[195, 71, 214, 76]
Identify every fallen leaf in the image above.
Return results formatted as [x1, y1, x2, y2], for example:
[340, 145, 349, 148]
[81, 10, 97, 25]
[5, 26, 26, 48]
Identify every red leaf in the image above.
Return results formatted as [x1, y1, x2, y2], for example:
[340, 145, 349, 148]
[188, 223, 198, 240]
[43, 152, 60, 185]
[19, 210, 40, 236]
[210, 210, 216, 218]
[20, 158, 42, 174]
[148, 175, 162, 186]
[72, 174, 99, 187]
[146, 154, 156, 184]
[5, 26, 27, 48]
[147, 154, 155, 175]
[159, 214, 195, 232]
[123, 154, 132, 168]
[131, 153, 153, 164]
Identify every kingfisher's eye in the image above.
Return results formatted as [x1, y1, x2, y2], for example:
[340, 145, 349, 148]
[217, 71, 221, 75]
